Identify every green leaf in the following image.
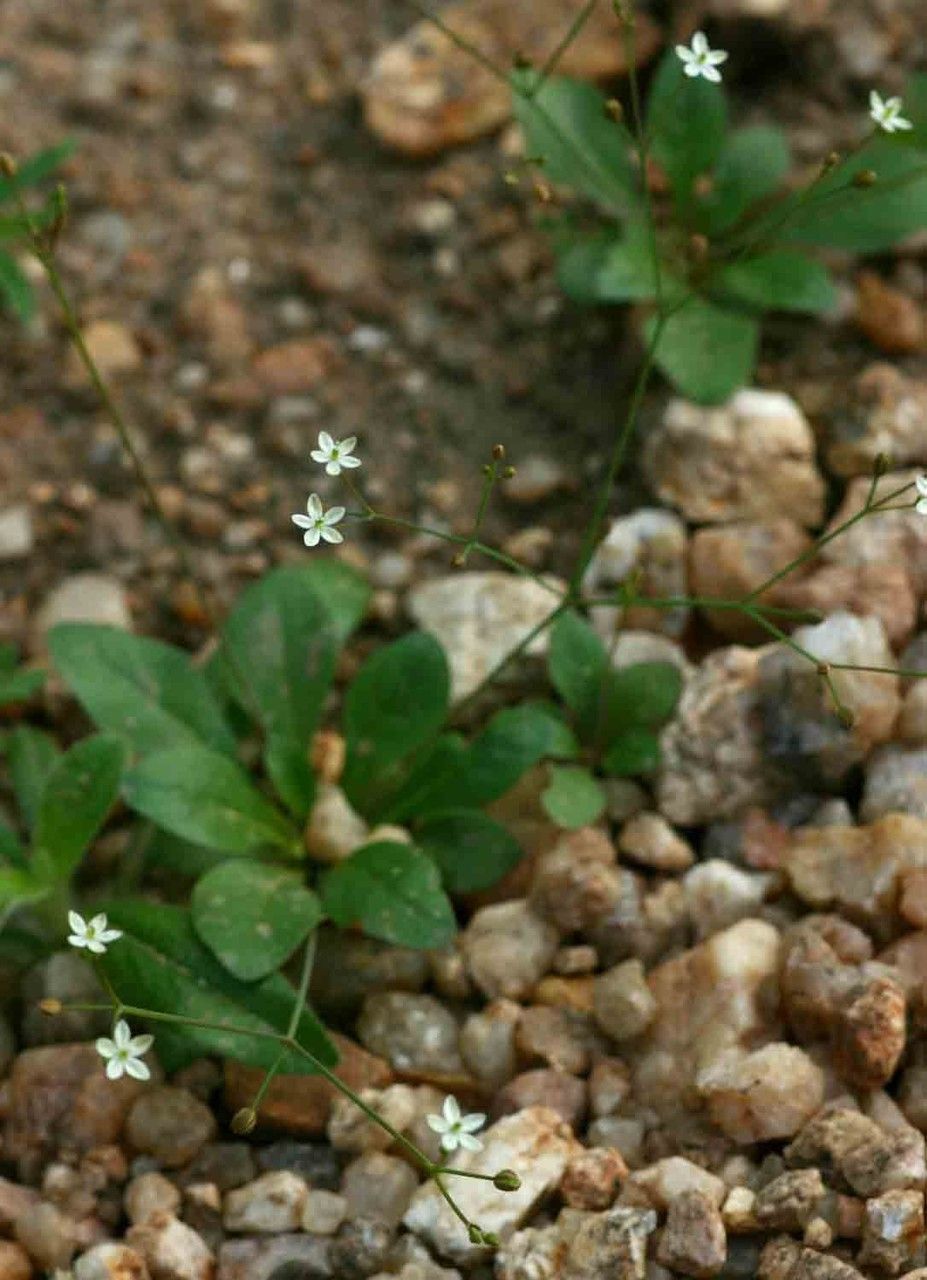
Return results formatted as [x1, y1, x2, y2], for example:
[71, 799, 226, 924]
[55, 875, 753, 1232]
[142, 830, 231, 879]
[541, 765, 606, 829]
[0, 822, 26, 869]
[0, 867, 47, 907]
[295, 560, 370, 643]
[549, 611, 608, 722]
[49, 625, 235, 759]
[0, 252, 34, 323]
[0, 645, 44, 705]
[192, 860, 322, 981]
[646, 297, 759, 404]
[392, 702, 578, 820]
[716, 251, 837, 314]
[512, 71, 639, 213]
[417, 810, 523, 894]
[342, 633, 450, 815]
[782, 138, 927, 252]
[123, 746, 299, 856]
[601, 662, 683, 741]
[646, 50, 728, 203]
[0, 140, 75, 204]
[697, 126, 790, 235]
[375, 732, 469, 824]
[99, 900, 337, 1074]
[6, 727, 60, 831]
[602, 727, 662, 777]
[220, 567, 339, 818]
[322, 841, 456, 949]
[33, 735, 125, 883]
[902, 72, 927, 150]
[556, 222, 664, 303]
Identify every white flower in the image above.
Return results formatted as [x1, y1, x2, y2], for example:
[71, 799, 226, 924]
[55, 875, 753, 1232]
[310, 431, 361, 477]
[291, 493, 346, 547]
[426, 1095, 486, 1154]
[675, 31, 728, 83]
[95, 1019, 154, 1081]
[869, 90, 913, 134]
[67, 910, 122, 955]
[916, 475, 927, 515]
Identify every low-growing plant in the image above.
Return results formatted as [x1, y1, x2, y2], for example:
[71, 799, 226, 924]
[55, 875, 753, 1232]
[513, 48, 927, 402]
[6, 0, 927, 1246]
[0, 141, 73, 321]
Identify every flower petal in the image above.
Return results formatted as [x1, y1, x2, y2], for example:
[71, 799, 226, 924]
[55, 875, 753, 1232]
[439, 1132, 459, 1152]
[915, 475, 927, 497]
[427, 1114, 449, 1134]
[460, 1112, 487, 1132]
[125, 1057, 151, 1081]
[691, 31, 709, 54]
[68, 935, 88, 950]
[89, 913, 108, 933]
[318, 431, 334, 454]
[341, 455, 362, 469]
[340, 436, 358, 454]
[707, 49, 728, 64]
[703, 65, 722, 83]
[443, 1095, 461, 1125]
[95, 1037, 116, 1059]
[916, 497, 927, 515]
[292, 513, 313, 529]
[320, 526, 344, 545]
[682, 61, 701, 77]
[457, 1132, 484, 1152]
[113, 1020, 132, 1048]
[325, 460, 342, 476]
[303, 528, 322, 548]
[675, 45, 694, 62]
[324, 506, 346, 525]
[86, 939, 106, 955]
[307, 493, 323, 520]
[129, 1034, 155, 1056]
[310, 450, 328, 464]
[105, 1057, 125, 1080]
[68, 910, 86, 934]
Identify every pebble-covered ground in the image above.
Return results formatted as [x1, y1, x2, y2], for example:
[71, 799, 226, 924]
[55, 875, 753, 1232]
[5, 0, 927, 1278]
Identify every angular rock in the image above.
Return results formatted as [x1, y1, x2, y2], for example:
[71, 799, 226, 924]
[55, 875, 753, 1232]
[459, 999, 520, 1087]
[656, 1190, 726, 1278]
[356, 993, 463, 1075]
[530, 827, 623, 934]
[223, 1170, 307, 1234]
[753, 1169, 828, 1232]
[125, 1087, 216, 1169]
[698, 1044, 825, 1143]
[626, 1157, 726, 1211]
[403, 1106, 580, 1262]
[363, 0, 660, 155]
[683, 860, 771, 942]
[831, 971, 906, 1089]
[216, 1234, 331, 1280]
[644, 391, 825, 527]
[786, 1107, 927, 1197]
[0, 1242, 32, 1280]
[560, 1147, 628, 1211]
[124, 1173, 181, 1225]
[582, 509, 689, 639]
[828, 364, 927, 477]
[33, 574, 132, 651]
[310, 930, 429, 1015]
[858, 1188, 925, 1274]
[593, 960, 656, 1043]
[618, 812, 694, 873]
[341, 1152, 419, 1228]
[815, 469, 927, 601]
[301, 1189, 347, 1236]
[14, 1200, 76, 1270]
[460, 899, 559, 1000]
[304, 784, 369, 863]
[657, 646, 782, 825]
[327, 1084, 418, 1154]
[407, 571, 561, 701]
[494, 1068, 587, 1131]
[863, 746, 927, 822]
[73, 1243, 150, 1280]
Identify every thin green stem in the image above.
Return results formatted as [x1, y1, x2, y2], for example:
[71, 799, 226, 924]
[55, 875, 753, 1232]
[532, 0, 599, 92]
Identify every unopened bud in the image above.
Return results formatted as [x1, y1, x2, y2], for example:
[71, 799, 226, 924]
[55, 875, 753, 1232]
[816, 661, 831, 678]
[452, 552, 467, 568]
[604, 98, 624, 124]
[39, 998, 62, 1016]
[503, 172, 520, 187]
[688, 233, 709, 263]
[493, 1169, 521, 1192]
[468, 1225, 484, 1246]
[482, 463, 492, 477]
[853, 169, 877, 188]
[483, 1232, 501, 1247]
[836, 705, 855, 730]
[532, 179, 553, 204]
[0, 153, 17, 179]
[873, 452, 890, 477]
[822, 150, 841, 174]
[231, 1107, 257, 1135]
[491, 445, 506, 463]
[503, 466, 516, 479]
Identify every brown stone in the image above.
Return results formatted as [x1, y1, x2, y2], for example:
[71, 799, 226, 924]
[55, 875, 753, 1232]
[560, 1147, 628, 1210]
[363, 0, 661, 155]
[855, 271, 926, 356]
[252, 339, 340, 395]
[828, 363, 927, 478]
[3, 1044, 148, 1170]
[0, 1243, 32, 1280]
[777, 561, 917, 651]
[656, 1190, 727, 1278]
[223, 1034, 392, 1136]
[493, 1068, 586, 1131]
[831, 972, 906, 1090]
[689, 520, 812, 642]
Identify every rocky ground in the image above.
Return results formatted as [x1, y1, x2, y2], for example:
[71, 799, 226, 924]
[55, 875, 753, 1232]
[5, 0, 927, 1278]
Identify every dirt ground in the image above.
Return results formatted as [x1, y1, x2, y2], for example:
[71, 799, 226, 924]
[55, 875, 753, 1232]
[0, 0, 924, 646]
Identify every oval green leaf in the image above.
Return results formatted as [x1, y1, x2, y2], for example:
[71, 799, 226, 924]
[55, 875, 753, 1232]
[192, 861, 322, 981]
[322, 841, 456, 949]
[33, 735, 125, 883]
[541, 765, 606, 830]
[417, 809, 523, 894]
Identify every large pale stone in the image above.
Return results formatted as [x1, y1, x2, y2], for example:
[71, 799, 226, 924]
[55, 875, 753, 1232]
[403, 1106, 580, 1262]
[643, 391, 825, 527]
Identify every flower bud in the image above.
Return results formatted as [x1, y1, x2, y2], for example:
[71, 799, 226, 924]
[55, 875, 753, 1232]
[492, 444, 506, 461]
[493, 1169, 521, 1192]
[0, 153, 17, 178]
[836, 705, 855, 730]
[482, 1231, 501, 1247]
[503, 466, 516, 479]
[604, 98, 624, 123]
[39, 998, 62, 1016]
[853, 169, 878, 188]
[873, 452, 891, 477]
[822, 150, 841, 173]
[231, 1107, 257, 1135]
[468, 1224, 484, 1245]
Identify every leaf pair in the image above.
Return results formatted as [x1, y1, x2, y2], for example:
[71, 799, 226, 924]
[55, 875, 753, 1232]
[542, 611, 681, 828]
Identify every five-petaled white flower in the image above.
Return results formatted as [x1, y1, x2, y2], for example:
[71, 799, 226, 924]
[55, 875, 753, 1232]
[96, 1020, 154, 1081]
[292, 494, 346, 547]
[869, 90, 913, 134]
[675, 31, 728, 83]
[916, 475, 927, 515]
[426, 1095, 486, 1154]
[67, 910, 122, 955]
[311, 431, 362, 477]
